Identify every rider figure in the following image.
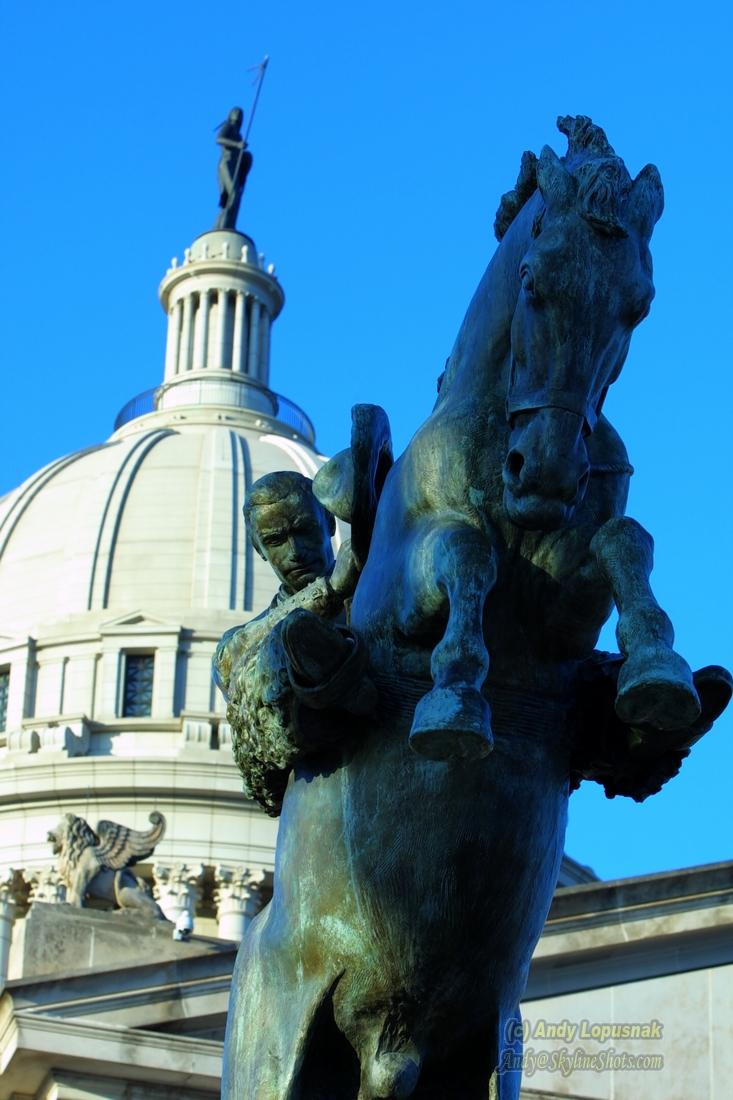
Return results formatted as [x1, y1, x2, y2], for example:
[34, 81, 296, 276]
[213, 472, 375, 815]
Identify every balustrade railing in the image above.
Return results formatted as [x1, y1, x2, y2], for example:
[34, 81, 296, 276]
[113, 388, 157, 431]
[113, 383, 316, 446]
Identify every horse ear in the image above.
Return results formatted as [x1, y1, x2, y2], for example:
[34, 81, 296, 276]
[627, 164, 664, 239]
[537, 146, 576, 214]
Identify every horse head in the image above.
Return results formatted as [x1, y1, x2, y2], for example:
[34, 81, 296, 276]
[501, 117, 664, 530]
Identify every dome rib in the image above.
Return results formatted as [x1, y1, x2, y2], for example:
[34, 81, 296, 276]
[0, 444, 111, 562]
[236, 433, 255, 613]
[259, 434, 322, 478]
[87, 429, 177, 611]
[228, 432, 254, 612]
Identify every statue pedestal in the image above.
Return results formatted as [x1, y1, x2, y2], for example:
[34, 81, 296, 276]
[7, 902, 217, 981]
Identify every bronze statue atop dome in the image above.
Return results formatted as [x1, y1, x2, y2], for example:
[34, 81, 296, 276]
[214, 107, 252, 231]
[213, 60, 269, 231]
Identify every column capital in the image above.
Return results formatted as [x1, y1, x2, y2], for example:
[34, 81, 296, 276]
[214, 864, 267, 906]
[28, 865, 67, 905]
[153, 862, 204, 923]
[0, 868, 25, 917]
[213, 865, 268, 941]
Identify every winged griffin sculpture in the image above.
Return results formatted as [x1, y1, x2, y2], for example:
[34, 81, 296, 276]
[47, 811, 166, 918]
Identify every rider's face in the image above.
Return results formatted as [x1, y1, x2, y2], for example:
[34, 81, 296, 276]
[251, 492, 334, 594]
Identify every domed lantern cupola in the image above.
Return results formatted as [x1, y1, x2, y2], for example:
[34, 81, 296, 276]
[158, 228, 283, 416]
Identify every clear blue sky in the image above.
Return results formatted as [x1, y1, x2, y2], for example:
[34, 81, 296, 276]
[1, 1, 731, 880]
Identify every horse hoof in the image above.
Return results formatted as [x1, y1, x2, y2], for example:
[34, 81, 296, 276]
[409, 686, 493, 761]
[615, 650, 701, 731]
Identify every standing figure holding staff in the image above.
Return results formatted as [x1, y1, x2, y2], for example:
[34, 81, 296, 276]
[214, 57, 268, 231]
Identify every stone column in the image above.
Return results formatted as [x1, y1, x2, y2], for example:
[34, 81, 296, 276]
[231, 290, 246, 374]
[259, 312, 271, 385]
[99, 647, 123, 719]
[214, 865, 267, 941]
[215, 289, 229, 369]
[151, 644, 179, 719]
[192, 289, 210, 371]
[28, 866, 66, 905]
[164, 300, 182, 380]
[153, 863, 204, 925]
[179, 294, 194, 372]
[2, 640, 35, 732]
[0, 869, 21, 987]
[247, 298, 261, 378]
[66, 651, 98, 718]
[33, 656, 66, 718]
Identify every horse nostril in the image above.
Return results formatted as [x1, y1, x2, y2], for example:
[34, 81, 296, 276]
[506, 451, 524, 479]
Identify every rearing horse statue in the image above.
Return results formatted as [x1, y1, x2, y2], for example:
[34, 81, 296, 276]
[221, 116, 731, 1099]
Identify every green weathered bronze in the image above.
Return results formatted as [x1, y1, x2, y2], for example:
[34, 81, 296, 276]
[214, 471, 375, 817]
[216, 116, 732, 1099]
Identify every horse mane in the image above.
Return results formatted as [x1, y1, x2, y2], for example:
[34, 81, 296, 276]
[494, 115, 633, 241]
[493, 150, 538, 240]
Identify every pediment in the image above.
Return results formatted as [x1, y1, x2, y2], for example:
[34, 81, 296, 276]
[100, 609, 180, 634]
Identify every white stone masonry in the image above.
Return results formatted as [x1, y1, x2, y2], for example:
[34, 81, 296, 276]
[153, 862, 205, 925]
[214, 864, 267, 941]
[157, 228, 283, 417]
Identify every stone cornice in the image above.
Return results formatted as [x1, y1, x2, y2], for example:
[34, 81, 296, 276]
[0, 756, 244, 804]
[546, 860, 733, 932]
[526, 860, 733, 1001]
[160, 255, 283, 318]
[0, 995, 223, 1092]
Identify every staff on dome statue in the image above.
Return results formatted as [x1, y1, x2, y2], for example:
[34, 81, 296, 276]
[214, 58, 269, 231]
[214, 107, 253, 231]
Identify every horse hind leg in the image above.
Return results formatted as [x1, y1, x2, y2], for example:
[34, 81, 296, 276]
[406, 522, 497, 762]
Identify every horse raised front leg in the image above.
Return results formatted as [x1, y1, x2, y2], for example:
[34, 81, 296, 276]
[590, 517, 700, 730]
[407, 523, 497, 762]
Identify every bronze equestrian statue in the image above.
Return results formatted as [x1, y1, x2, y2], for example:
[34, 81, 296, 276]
[216, 116, 731, 1099]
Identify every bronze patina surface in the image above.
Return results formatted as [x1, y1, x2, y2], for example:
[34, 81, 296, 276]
[215, 116, 731, 1099]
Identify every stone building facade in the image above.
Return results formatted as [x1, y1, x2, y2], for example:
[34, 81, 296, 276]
[0, 221, 325, 955]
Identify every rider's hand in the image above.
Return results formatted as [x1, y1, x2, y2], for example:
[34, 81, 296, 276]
[329, 539, 360, 598]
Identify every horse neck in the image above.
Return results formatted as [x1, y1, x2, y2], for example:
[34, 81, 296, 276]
[438, 193, 540, 411]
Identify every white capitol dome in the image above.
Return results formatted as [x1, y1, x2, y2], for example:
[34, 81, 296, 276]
[0, 225, 330, 948]
[0, 213, 590, 980]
